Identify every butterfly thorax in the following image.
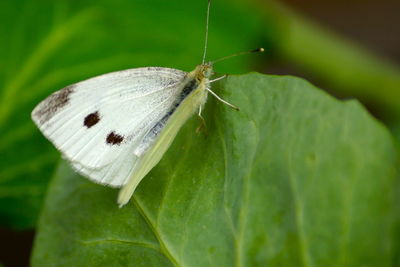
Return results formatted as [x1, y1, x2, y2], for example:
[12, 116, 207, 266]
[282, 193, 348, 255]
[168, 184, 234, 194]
[180, 63, 212, 103]
[194, 63, 213, 80]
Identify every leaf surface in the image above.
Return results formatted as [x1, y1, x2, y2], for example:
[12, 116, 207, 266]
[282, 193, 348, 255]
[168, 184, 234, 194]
[32, 73, 399, 266]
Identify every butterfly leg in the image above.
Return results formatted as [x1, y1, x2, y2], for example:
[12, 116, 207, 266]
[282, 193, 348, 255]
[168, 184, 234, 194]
[207, 75, 239, 110]
[206, 87, 239, 111]
[196, 106, 208, 134]
[209, 75, 227, 83]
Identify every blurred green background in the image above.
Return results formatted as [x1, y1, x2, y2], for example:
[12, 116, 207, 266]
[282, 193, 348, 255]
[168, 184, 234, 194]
[0, 0, 399, 265]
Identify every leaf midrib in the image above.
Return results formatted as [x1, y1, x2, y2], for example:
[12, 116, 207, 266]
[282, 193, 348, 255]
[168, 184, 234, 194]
[133, 197, 179, 267]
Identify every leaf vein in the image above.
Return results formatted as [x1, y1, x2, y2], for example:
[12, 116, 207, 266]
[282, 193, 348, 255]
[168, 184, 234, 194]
[133, 197, 180, 267]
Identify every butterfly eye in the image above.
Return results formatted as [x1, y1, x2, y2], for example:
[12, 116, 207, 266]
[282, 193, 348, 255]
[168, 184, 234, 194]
[204, 67, 213, 78]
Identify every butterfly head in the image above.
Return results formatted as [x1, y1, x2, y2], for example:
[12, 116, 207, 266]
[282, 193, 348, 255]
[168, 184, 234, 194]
[194, 63, 214, 81]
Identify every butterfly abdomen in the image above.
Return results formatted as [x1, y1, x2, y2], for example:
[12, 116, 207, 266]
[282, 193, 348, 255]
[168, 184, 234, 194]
[134, 74, 208, 157]
[119, 69, 209, 206]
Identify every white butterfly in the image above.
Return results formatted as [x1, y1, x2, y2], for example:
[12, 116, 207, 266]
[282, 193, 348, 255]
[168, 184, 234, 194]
[31, 0, 262, 207]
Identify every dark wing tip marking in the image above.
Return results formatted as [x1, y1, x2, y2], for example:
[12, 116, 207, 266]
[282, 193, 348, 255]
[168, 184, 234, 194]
[106, 131, 124, 145]
[84, 111, 100, 128]
[33, 84, 75, 124]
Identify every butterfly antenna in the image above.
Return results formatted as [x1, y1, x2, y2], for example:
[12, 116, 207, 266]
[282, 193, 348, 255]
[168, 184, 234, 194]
[202, 0, 211, 64]
[211, 48, 264, 64]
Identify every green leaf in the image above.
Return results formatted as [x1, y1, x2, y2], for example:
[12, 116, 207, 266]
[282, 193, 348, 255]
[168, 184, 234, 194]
[32, 73, 399, 266]
[0, 0, 262, 229]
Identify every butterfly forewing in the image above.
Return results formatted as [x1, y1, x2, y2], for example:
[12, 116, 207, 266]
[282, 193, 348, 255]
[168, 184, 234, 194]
[32, 67, 186, 187]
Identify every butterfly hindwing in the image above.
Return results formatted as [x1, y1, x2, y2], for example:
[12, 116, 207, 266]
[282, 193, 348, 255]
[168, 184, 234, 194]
[32, 67, 186, 186]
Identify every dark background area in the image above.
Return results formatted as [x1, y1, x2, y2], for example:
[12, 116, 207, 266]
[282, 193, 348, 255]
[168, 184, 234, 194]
[1, 0, 399, 266]
[283, 0, 400, 63]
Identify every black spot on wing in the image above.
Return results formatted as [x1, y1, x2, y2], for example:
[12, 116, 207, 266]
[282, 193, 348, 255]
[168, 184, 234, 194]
[106, 131, 124, 145]
[84, 111, 100, 128]
[34, 84, 75, 124]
